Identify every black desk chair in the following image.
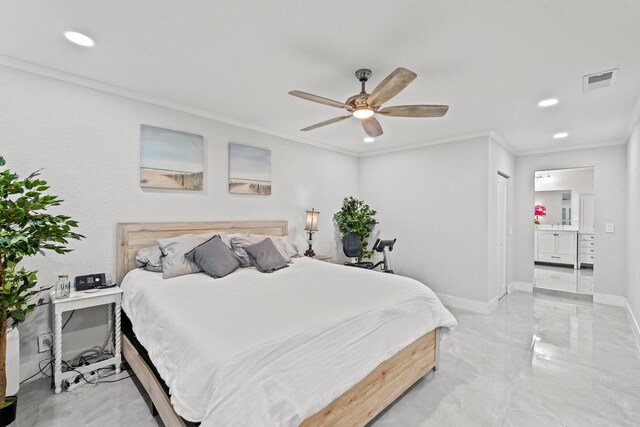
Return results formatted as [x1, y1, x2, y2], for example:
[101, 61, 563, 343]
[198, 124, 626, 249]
[342, 232, 396, 273]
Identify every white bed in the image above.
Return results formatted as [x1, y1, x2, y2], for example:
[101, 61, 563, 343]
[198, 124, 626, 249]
[121, 256, 456, 426]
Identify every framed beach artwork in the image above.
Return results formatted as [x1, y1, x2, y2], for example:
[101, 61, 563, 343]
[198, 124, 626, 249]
[228, 143, 271, 195]
[140, 125, 204, 191]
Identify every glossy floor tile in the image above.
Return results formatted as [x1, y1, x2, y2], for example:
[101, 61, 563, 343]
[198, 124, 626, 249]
[14, 291, 640, 426]
[534, 264, 594, 295]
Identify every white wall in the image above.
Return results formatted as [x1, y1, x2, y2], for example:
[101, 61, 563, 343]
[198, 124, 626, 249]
[514, 145, 627, 297]
[626, 119, 640, 339]
[360, 135, 514, 311]
[0, 66, 359, 381]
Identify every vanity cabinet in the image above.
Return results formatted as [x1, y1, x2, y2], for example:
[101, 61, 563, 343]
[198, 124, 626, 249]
[578, 232, 595, 268]
[535, 230, 578, 268]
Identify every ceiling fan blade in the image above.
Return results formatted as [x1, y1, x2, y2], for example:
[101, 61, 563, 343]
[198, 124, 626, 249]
[300, 114, 352, 131]
[378, 105, 449, 117]
[289, 90, 352, 110]
[367, 67, 417, 108]
[362, 116, 383, 137]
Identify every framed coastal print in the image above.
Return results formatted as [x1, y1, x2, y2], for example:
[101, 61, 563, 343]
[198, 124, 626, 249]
[228, 143, 271, 195]
[140, 125, 204, 191]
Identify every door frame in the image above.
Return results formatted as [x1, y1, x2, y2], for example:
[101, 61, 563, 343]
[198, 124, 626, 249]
[496, 173, 509, 298]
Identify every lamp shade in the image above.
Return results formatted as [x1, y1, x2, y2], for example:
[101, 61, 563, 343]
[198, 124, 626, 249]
[534, 204, 546, 217]
[305, 208, 319, 231]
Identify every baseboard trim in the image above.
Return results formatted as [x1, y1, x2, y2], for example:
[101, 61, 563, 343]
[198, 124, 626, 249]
[624, 300, 640, 352]
[436, 293, 499, 315]
[593, 293, 626, 307]
[508, 281, 533, 293]
[19, 359, 48, 385]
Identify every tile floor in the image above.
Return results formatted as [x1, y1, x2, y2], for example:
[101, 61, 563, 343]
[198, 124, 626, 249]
[534, 264, 594, 295]
[14, 290, 640, 427]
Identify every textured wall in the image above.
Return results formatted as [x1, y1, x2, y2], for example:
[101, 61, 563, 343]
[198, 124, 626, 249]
[0, 66, 359, 381]
[360, 136, 493, 304]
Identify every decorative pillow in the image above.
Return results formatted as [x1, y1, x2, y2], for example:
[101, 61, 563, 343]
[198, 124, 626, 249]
[185, 236, 241, 278]
[135, 245, 164, 272]
[158, 232, 233, 279]
[244, 238, 289, 273]
[230, 234, 291, 267]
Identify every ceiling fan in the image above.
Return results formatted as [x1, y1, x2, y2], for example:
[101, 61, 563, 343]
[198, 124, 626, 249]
[288, 67, 449, 139]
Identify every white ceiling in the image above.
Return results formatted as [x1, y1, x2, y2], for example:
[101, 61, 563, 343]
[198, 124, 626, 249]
[1, 1, 640, 155]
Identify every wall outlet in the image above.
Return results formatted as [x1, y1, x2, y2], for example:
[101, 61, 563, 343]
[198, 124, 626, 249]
[37, 333, 53, 353]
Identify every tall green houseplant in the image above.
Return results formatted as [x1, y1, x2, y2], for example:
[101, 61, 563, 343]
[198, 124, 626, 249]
[334, 197, 378, 261]
[0, 156, 82, 418]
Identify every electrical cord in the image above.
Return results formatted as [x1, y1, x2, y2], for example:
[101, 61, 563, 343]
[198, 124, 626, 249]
[62, 310, 75, 330]
[21, 318, 114, 385]
[19, 358, 53, 384]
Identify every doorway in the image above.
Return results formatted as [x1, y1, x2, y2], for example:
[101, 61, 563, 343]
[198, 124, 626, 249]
[497, 173, 508, 298]
[533, 167, 594, 299]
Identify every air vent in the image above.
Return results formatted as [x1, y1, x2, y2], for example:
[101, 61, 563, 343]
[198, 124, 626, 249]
[583, 68, 618, 92]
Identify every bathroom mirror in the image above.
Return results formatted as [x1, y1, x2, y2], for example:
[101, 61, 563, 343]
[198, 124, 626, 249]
[534, 188, 572, 225]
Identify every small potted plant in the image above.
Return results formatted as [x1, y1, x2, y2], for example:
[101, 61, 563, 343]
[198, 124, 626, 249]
[0, 156, 83, 426]
[334, 197, 379, 262]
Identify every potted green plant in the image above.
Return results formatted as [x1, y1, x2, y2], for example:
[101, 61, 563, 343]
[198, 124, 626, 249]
[334, 197, 378, 262]
[0, 156, 82, 426]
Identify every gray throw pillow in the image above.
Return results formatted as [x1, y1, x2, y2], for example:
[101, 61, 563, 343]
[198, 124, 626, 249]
[135, 245, 164, 272]
[230, 234, 291, 267]
[185, 236, 242, 278]
[244, 238, 289, 273]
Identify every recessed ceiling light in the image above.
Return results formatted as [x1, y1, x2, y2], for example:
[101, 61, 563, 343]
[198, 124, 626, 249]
[64, 31, 95, 47]
[553, 132, 569, 139]
[363, 137, 375, 143]
[538, 98, 559, 107]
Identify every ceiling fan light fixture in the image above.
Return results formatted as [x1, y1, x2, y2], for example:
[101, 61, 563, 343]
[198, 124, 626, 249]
[353, 108, 374, 119]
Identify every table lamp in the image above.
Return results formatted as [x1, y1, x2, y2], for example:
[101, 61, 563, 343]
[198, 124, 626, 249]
[304, 208, 319, 257]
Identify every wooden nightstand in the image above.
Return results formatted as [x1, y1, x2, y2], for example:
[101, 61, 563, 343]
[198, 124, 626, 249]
[311, 254, 332, 262]
[50, 286, 123, 394]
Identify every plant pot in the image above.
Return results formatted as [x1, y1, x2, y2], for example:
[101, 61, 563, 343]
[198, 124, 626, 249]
[0, 396, 17, 427]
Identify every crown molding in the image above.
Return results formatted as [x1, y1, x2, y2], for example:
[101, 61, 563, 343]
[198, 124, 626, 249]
[515, 139, 625, 156]
[488, 131, 519, 155]
[359, 131, 495, 158]
[0, 54, 359, 157]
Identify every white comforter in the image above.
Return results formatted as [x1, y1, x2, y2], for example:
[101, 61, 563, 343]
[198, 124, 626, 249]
[121, 257, 456, 426]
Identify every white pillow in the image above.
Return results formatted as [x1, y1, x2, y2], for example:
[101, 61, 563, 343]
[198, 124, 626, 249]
[279, 236, 299, 257]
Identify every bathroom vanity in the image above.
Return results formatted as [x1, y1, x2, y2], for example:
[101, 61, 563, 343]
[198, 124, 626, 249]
[534, 228, 578, 269]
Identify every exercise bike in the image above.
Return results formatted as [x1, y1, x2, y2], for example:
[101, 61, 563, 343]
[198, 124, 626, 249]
[342, 232, 396, 274]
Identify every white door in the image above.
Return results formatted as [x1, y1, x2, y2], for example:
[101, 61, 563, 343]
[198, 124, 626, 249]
[496, 174, 508, 298]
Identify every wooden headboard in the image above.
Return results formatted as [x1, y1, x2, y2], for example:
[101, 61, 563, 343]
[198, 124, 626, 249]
[117, 221, 288, 284]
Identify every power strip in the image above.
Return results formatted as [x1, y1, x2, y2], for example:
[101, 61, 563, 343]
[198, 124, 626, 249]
[66, 371, 98, 392]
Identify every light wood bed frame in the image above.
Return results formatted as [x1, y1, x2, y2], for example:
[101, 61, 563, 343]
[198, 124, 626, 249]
[117, 221, 440, 427]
